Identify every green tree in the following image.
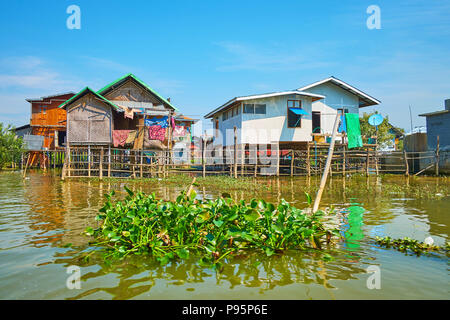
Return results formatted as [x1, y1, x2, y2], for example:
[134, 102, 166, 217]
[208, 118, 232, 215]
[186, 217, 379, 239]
[359, 112, 399, 148]
[0, 123, 24, 169]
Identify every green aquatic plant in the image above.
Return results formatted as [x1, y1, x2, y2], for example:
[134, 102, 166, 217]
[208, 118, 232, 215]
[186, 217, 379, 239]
[375, 236, 449, 255]
[84, 186, 341, 267]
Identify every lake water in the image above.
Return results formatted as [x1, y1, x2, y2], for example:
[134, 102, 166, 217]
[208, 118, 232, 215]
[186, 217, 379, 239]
[0, 171, 448, 299]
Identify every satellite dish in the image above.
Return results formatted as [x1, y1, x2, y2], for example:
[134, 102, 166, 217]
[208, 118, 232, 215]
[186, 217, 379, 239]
[368, 114, 383, 126]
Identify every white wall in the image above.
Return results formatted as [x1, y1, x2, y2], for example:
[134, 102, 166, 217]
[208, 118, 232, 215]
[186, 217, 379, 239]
[213, 94, 313, 146]
[303, 82, 360, 135]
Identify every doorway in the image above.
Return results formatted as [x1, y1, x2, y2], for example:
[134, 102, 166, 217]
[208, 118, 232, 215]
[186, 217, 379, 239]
[312, 112, 321, 133]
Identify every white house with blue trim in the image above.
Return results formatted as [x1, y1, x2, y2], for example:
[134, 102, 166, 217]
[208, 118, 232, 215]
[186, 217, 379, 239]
[204, 76, 380, 148]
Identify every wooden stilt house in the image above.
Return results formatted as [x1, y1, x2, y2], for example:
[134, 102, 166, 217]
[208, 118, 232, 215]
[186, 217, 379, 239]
[59, 74, 180, 149]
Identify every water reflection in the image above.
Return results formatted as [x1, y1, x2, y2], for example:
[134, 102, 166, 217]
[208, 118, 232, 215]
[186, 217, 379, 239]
[53, 248, 369, 300]
[0, 171, 448, 299]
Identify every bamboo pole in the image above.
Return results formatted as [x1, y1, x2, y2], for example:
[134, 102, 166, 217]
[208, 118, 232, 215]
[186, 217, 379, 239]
[108, 145, 111, 178]
[306, 143, 311, 177]
[312, 113, 340, 213]
[233, 127, 237, 179]
[403, 149, 409, 176]
[202, 131, 206, 178]
[290, 150, 294, 177]
[99, 147, 104, 180]
[435, 135, 440, 176]
[365, 148, 370, 176]
[140, 150, 143, 178]
[88, 145, 91, 177]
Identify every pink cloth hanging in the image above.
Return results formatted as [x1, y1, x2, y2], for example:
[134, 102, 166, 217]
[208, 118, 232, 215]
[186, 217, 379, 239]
[148, 125, 166, 141]
[112, 130, 131, 147]
[173, 125, 186, 137]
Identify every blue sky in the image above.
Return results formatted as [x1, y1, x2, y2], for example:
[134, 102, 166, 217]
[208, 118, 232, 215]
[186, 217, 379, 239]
[0, 0, 449, 134]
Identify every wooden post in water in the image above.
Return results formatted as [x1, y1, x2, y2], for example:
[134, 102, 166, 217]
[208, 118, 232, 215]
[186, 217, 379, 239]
[88, 145, 91, 177]
[233, 127, 237, 178]
[276, 144, 280, 177]
[312, 113, 340, 213]
[202, 131, 206, 178]
[342, 145, 346, 177]
[67, 143, 71, 178]
[108, 145, 111, 178]
[365, 148, 370, 177]
[290, 150, 294, 177]
[99, 147, 104, 180]
[306, 143, 311, 177]
[140, 149, 143, 178]
[435, 135, 440, 176]
[403, 149, 409, 176]
[241, 144, 245, 176]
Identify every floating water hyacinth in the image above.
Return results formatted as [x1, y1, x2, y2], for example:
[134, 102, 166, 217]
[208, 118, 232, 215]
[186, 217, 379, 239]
[375, 236, 449, 255]
[84, 186, 342, 267]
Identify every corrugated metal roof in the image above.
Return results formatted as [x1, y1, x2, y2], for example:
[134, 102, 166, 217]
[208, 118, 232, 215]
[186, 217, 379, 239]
[97, 73, 179, 112]
[204, 91, 325, 119]
[57, 87, 121, 111]
[297, 76, 381, 107]
[419, 110, 449, 117]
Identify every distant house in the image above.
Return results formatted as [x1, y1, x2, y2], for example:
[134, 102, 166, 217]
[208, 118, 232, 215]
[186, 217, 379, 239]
[204, 76, 380, 149]
[58, 73, 195, 149]
[26, 92, 76, 149]
[13, 124, 31, 138]
[419, 99, 450, 150]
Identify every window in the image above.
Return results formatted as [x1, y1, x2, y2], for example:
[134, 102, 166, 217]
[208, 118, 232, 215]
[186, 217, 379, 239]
[244, 104, 254, 114]
[222, 110, 228, 121]
[244, 103, 266, 114]
[287, 100, 303, 128]
[254, 104, 266, 114]
[338, 108, 349, 115]
[40, 106, 47, 114]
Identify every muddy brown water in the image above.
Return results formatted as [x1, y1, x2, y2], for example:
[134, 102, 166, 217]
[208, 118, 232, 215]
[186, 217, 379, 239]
[0, 171, 448, 299]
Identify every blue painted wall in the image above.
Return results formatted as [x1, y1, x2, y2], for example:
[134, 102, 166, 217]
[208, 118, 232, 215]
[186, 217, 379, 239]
[425, 112, 450, 150]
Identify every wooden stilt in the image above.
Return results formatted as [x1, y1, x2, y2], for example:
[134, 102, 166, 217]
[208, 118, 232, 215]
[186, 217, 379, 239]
[312, 113, 340, 213]
[99, 147, 104, 180]
[435, 135, 440, 176]
[290, 150, 294, 177]
[233, 127, 237, 179]
[403, 149, 409, 176]
[306, 143, 311, 177]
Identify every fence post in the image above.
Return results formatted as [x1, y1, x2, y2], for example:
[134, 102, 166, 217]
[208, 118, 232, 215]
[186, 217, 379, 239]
[435, 135, 440, 176]
[403, 149, 409, 176]
[108, 145, 111, 178]
[99, 147, 104, 180]
[290, 150, 294, 177]
[233, 127, 237, 178]
[306, 143, 311, 177]
[202, 131, 206, 178]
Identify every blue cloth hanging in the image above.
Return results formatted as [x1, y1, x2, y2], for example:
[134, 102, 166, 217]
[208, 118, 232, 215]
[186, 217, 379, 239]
[338, 115, 347, 133]
[145, 116, 168, 128]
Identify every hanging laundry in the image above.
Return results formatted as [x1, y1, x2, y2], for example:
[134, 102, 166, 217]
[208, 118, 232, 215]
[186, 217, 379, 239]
[345, 113, 363, 149]
[124, 107, 134, 119]
[125, 130, 137, 144]
[112, 130, 131, 147]
[338, 114, 347, 133]
[171, 116, 175, 128]
[145, 116, 168, 128]
[133, 128, 144, 150]
[148, 125, 166, 141]
[173, 125, 187, 137]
